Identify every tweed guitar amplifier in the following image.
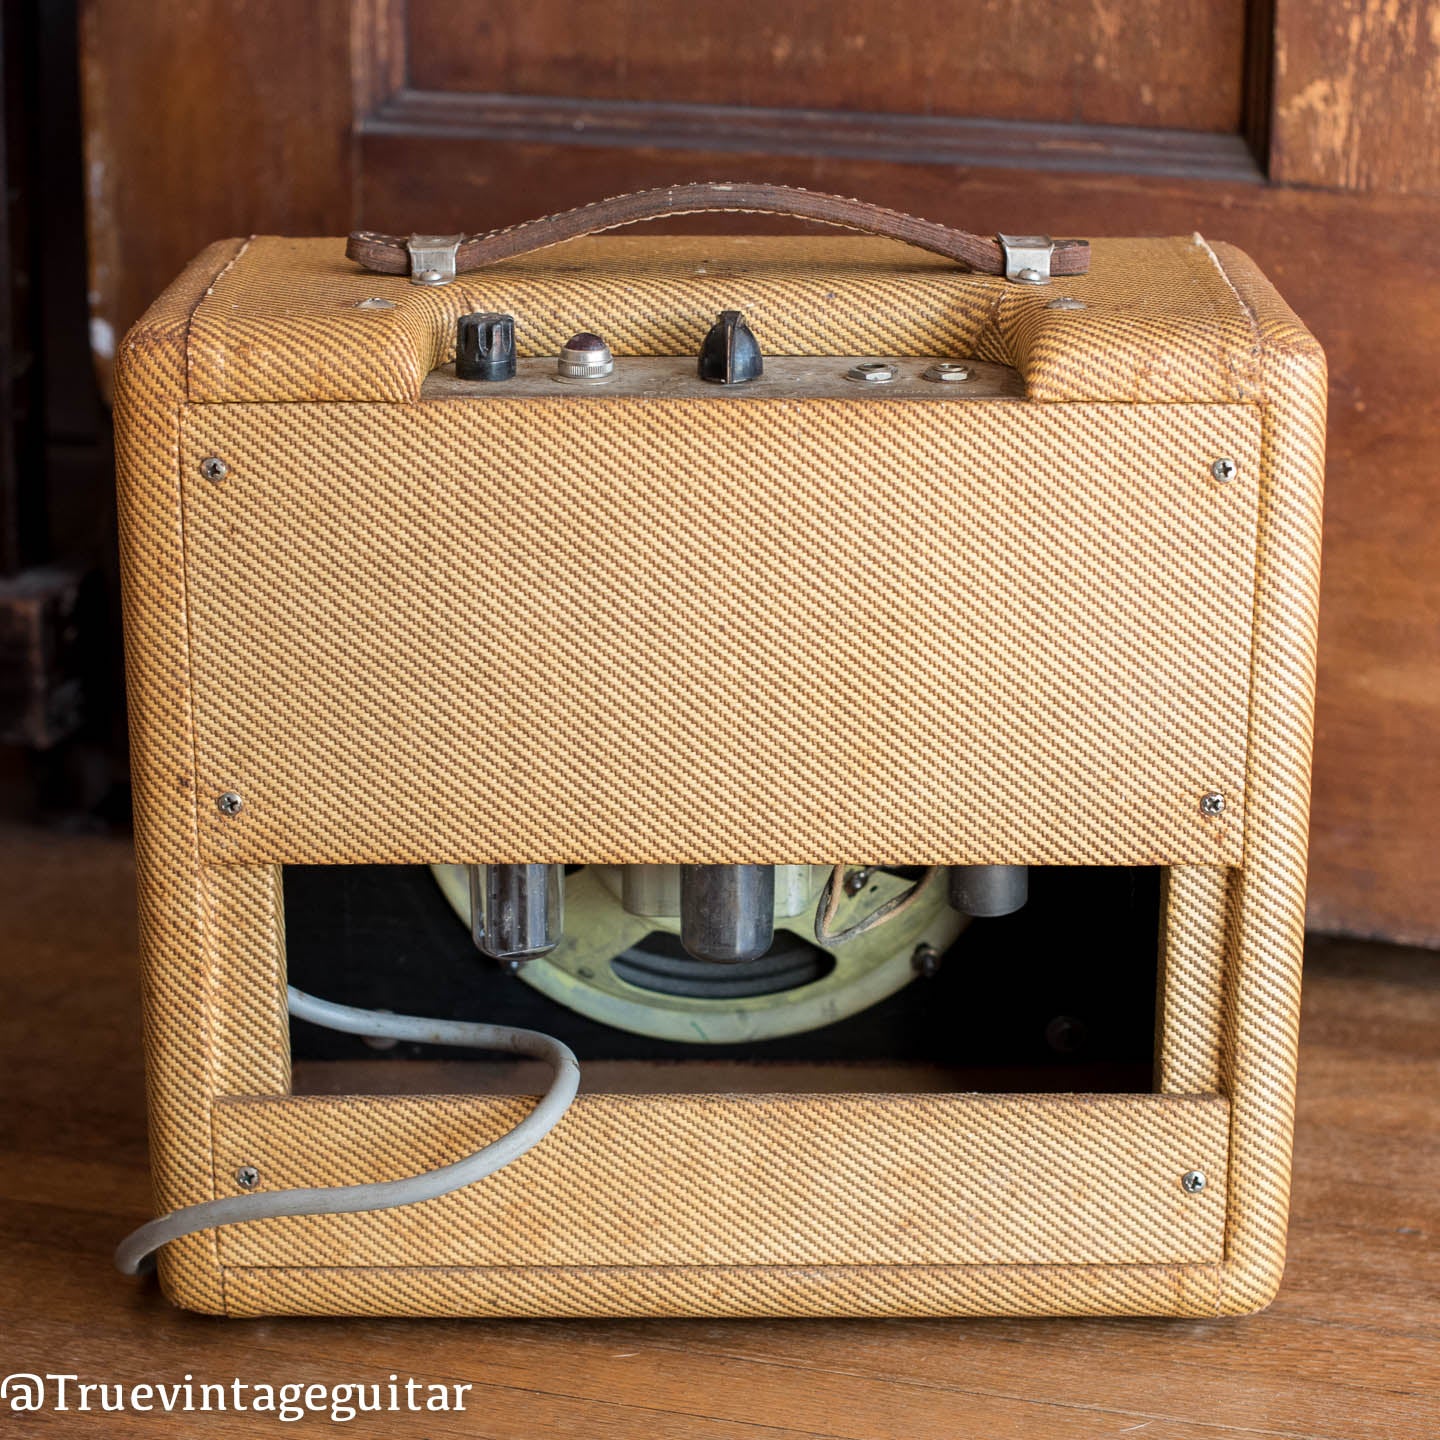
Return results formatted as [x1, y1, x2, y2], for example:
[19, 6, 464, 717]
[113, 183, 1326, 1318]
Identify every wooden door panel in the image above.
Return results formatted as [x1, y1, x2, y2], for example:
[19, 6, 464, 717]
[78, 0, 354, 377]
[1270, 0, 1440, 194]
[80, 0, 1440, 946]
[405, 0, 1248, 132]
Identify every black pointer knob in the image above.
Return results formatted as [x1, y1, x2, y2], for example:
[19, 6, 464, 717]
[698, 310, 763, 385]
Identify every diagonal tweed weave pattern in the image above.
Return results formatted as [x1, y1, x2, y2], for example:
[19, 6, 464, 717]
[177, 398, 1259, 869]
[211, 1093, 1228, 1269]
[115, 231, 1325, 1318]
[185, 235, 1268, 406]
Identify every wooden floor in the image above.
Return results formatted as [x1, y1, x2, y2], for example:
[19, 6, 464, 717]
[2, 823, 1436, 1438]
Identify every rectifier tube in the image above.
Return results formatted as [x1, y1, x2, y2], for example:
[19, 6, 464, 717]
[470, 863, 564, 961]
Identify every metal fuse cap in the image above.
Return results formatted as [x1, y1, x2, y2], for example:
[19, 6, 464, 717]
[556, 331, 614, 382]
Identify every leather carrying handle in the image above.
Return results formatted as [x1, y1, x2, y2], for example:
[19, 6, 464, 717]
[347, 182, 1090, 278]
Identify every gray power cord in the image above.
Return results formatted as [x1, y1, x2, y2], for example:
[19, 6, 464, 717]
[114, 986, 580, 1276]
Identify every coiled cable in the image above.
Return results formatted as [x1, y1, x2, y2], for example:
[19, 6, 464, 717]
[114, 986, 580, 1276]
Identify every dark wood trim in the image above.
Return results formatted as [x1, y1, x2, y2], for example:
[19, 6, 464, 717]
[349, 0, 408, 224]
[1241, 0, 1277, 177]
[351, 0, 407, 118]
[364, 88, 1264, 185]
[0, 1, 20, 576]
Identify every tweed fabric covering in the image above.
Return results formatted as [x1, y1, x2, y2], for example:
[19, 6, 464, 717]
[206, 863, 289, 1097]
[223, 1264, 1229, 1320]
[1207, 241, 1325, 1312]
[1156, 866, 1229, 1093]
[185, 235, 1266, 406]
[114, 239, 245, 1312]
[115, 231, 1325, 1318]
[212, 1093, 1227, 1268]
[178, 399, 1258, 868]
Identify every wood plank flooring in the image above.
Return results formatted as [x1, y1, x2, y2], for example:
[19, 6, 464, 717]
[1, 825, 1435, 1437]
